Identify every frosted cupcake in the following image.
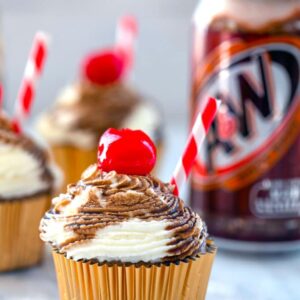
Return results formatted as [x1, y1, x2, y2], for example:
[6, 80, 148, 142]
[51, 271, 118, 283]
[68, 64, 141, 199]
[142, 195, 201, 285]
[37, 47, 163, 188]
[40, 128, 215, 300]
[0, 112, 60, 271]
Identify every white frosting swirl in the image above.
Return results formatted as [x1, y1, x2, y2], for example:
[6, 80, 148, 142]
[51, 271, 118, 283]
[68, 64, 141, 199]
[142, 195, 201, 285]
[36, 84, 161, 149]
[37, 114, 96, 150]
[0, 113, 61, 199]
[42, 217, 179, 263]
[40, 168, 206, 263]
[0, 144, 49, 198]
[121, 102, 161, 142]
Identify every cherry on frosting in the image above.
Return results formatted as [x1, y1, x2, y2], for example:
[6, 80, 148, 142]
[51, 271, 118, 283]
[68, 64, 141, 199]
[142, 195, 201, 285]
[81, 50, 125, 85]
[98, 128, 156, 175]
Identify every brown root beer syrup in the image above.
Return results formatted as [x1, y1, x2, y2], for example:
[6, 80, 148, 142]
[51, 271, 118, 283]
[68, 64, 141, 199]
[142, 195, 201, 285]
[190, 0, 300, 250]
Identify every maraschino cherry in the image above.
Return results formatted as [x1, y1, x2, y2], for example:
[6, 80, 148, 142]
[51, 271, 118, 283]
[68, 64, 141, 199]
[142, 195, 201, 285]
[81, 50, 125, 86]
[98, 128, 156, 175]
[81, 15, 136, 86]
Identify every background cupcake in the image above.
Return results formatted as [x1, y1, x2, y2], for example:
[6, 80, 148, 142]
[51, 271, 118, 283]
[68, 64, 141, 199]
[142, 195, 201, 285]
[37, 16, 163, 188]
[40, 128, 215, 300]
[0, 112, 60, 271]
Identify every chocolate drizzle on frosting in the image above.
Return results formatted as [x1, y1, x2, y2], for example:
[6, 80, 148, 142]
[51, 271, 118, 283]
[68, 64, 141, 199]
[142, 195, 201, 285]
[37, 81, 162, 149]
[49, 82, 138, 134]
[41, 164, 207, 263]
[0, 113, 14, 131]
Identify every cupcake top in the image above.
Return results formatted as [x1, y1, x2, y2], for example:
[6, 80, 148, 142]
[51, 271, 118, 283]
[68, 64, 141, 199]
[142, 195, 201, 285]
[37, 48, 162, 150]
[40, 128, 207, 264]
[40, 165, 206, 263]
[0, 112, 58, 200]
[37, 81, 161, 149]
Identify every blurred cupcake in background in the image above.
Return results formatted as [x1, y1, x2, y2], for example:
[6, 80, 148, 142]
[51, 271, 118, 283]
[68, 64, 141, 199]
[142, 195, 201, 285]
[0, 31, 61, 271]
[40, 128, 215, 300]
[37, 16, 163, 188]
[0, 112, 60, 271]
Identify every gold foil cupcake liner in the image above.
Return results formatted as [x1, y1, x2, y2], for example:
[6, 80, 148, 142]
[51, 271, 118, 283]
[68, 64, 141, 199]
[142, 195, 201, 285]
[0, 195, 51, 272]
[51, 145, 98, 189]
[52, 246, 216, 300]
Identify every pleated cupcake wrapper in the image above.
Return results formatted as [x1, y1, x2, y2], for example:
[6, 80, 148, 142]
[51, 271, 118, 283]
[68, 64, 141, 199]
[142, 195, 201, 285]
[152, 143, 163, 174]
[51, 145, 98, 190]
[52, 247, 216, 300]
[0, 195, 51, 272]
[51, 144, 164, 190]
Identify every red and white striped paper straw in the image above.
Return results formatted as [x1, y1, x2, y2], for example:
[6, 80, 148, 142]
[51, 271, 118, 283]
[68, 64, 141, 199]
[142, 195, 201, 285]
[115, 15, 138, 73]
[170, 97, 221, 196]
[13, 31, 49, 132]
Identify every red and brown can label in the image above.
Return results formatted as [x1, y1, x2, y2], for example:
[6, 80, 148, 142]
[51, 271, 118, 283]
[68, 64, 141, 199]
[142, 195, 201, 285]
[192, 37, 300, 202]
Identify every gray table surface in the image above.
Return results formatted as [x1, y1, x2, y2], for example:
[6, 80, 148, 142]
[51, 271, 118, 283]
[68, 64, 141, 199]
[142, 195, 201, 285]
[0, 123, 299, 300]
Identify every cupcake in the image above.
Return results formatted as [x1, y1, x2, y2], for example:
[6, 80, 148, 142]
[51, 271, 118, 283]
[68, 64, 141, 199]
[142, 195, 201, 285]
[0, 112, 60, 271]
[37, 24, 163, 188]
[40, 128, 215, 300]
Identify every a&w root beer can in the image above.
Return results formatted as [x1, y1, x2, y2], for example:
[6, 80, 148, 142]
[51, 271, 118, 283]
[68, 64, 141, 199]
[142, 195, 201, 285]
[190, 0, 300, 251]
